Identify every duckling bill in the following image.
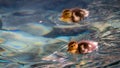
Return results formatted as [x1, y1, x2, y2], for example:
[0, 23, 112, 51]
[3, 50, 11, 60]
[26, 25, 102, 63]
[67, 40, 98, 54]
[59, 8, 89, 23]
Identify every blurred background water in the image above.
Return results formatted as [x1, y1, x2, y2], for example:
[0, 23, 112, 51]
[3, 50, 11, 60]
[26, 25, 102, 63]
[0, 0, 120, 68]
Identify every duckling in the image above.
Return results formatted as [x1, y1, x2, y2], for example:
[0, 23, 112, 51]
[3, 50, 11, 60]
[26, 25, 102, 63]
[67, 40, 98, 54]
[59, 8, 89, 23]
[67, 41, 79, 54]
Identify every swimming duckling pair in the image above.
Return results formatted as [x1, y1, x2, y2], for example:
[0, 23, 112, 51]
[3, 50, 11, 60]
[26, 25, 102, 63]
[60, 8, 89, 23]
[60, 8, 98, 54]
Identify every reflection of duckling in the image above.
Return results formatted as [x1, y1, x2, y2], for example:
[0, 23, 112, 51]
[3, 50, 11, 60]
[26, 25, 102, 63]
[67, 40, 98, 54]
[60, 8, 89, 23]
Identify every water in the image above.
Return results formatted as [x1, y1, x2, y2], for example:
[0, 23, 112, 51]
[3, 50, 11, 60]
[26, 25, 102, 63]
[0, 0, 120, 68]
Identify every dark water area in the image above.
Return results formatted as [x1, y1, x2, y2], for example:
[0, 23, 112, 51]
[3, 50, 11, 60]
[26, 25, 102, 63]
[0, 0, 120, 68]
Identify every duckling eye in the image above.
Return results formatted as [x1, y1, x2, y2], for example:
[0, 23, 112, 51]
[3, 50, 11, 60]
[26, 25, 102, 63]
[65, 12, 70, 15]
[70, 46, 73, 48]
[70, 44, 75, 47]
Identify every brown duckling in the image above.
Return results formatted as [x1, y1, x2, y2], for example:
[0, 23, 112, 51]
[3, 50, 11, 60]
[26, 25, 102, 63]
[59, 8, 89, 23]
[67, 40, 98, 54]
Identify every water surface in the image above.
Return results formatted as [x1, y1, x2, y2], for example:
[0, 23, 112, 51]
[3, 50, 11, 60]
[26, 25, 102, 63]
[0, 0, 120, 68]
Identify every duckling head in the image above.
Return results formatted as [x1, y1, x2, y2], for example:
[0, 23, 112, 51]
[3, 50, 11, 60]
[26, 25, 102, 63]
[59, 9, 72, 23]
[67, 41, 78, 54]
